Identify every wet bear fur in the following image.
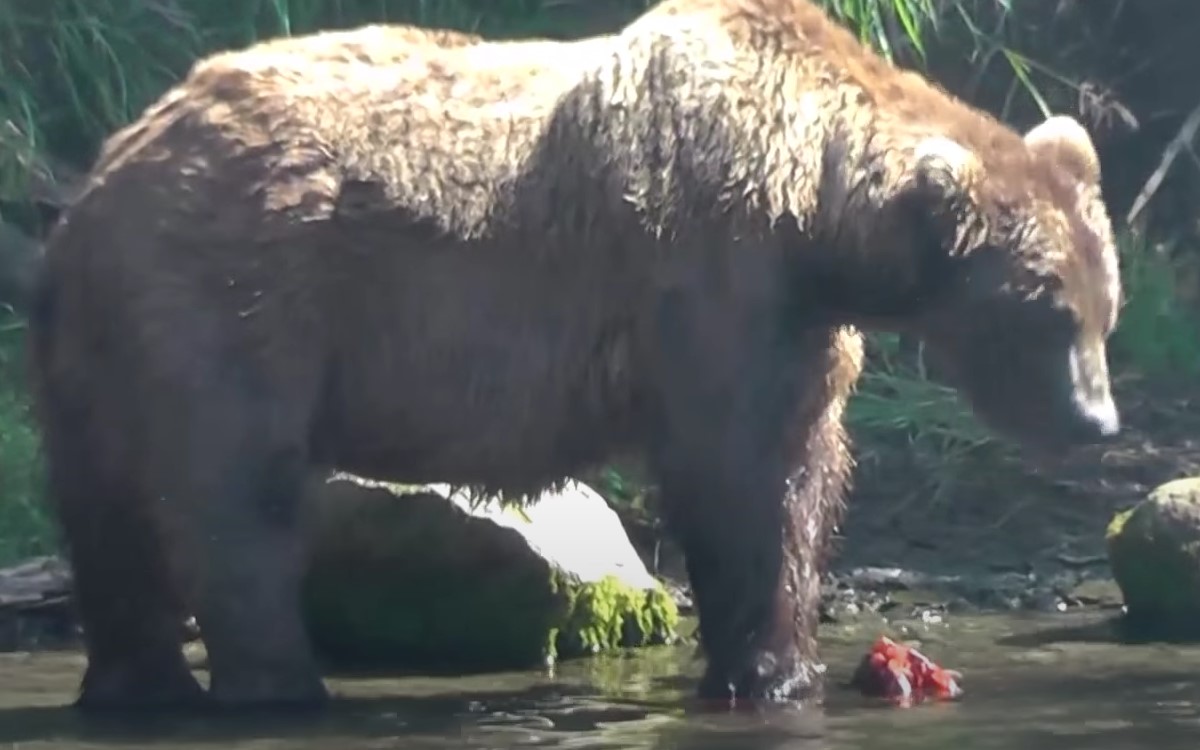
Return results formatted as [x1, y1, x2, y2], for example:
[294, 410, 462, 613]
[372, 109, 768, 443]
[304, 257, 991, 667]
[28, 0, 1122, 710]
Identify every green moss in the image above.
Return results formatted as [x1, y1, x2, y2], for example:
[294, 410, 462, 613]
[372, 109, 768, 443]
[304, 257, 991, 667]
[1106, 507, 1135, 541]
[551, 572, 679, 664]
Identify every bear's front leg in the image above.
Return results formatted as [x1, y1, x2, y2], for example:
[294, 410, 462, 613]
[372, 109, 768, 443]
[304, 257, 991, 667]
[652, 322, 863, 705]
[659, 465, 825, 703]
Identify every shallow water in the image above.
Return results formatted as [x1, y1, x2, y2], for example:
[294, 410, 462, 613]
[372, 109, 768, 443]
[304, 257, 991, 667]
[1, 611, 1198, 749]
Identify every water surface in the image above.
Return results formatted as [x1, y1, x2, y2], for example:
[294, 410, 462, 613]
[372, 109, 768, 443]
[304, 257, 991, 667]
[2, 611, 1198, 749]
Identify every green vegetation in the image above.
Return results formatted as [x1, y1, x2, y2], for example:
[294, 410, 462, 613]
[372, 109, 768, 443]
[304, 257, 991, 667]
[550, 573, 679, 663]
[0, 312, 50, 564]
[0, 0, 1197, 564]
[1110, 233, 1200, 379]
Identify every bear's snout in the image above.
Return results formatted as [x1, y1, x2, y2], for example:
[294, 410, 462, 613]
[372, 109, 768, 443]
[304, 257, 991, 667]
[1065, 338, 1120, 443]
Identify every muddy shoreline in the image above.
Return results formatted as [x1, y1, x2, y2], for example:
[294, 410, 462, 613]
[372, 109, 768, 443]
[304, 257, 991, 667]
[638, 530, 1126, 636]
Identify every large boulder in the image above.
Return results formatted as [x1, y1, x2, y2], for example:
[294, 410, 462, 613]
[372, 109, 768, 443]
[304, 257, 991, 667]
[299, 474, 679, 671]
[1106, 477, 1200, 638]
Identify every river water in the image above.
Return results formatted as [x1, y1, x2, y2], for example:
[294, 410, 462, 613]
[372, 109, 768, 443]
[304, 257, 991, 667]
[1, 610, 1198, 749]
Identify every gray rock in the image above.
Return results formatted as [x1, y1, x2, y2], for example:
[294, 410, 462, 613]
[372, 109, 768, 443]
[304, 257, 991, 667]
[1107, 477, 1200, 637]
[300, 474, 679, 670]
[0, 556, 71, 609]
[1065, 576, 1124, 609]
[0, 556, 75, 652]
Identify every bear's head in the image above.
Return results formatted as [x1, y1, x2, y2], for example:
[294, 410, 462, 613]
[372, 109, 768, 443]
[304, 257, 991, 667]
[882, 115, 1122, 456]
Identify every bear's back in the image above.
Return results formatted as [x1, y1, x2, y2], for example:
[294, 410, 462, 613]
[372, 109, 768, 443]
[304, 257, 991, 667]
[72, 25, 624, 249]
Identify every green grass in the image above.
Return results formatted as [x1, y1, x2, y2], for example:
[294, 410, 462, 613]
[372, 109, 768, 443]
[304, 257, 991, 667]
[0, 311, 51, 566]
[0, 0, 1193, 563]
[1109, 232, 1200, 379]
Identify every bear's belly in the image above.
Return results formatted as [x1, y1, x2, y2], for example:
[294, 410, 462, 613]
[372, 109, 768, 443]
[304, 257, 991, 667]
[315, 356, 636, 493]
[312, 276, 641, 493]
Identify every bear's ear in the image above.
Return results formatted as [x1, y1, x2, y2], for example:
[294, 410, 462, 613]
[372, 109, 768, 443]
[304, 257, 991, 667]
[1024, 115, 1101, 185]
[911, 136, 980, 207]
[906, 136, 982, 251]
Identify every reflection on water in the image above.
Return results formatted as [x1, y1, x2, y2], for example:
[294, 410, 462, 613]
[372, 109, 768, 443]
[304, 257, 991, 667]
[1, 611, 1199, 749]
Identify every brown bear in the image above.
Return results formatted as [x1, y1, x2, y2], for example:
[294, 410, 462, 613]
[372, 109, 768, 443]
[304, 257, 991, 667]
[28, 0, 1121, 711]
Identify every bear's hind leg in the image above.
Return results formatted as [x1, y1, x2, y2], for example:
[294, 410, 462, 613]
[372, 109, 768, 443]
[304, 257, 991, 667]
[43, 425, 203, 711]
[151, 379, 328, 711]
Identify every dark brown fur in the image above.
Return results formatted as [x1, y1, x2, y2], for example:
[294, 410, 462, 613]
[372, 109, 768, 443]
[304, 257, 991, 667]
[29, 0, 1120, 710]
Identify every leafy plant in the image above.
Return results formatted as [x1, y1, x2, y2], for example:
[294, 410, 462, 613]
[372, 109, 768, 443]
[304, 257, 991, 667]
[1109, 232, 1200, 380]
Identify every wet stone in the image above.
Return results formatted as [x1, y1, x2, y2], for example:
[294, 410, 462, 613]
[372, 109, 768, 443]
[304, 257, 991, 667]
[1066, 577, 1125, 609]
[1107, 477, 1200, 638]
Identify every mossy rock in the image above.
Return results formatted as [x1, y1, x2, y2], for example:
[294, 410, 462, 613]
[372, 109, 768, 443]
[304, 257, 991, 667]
[299, 474, 679, 671]
[1106, 477, 1200, 638]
